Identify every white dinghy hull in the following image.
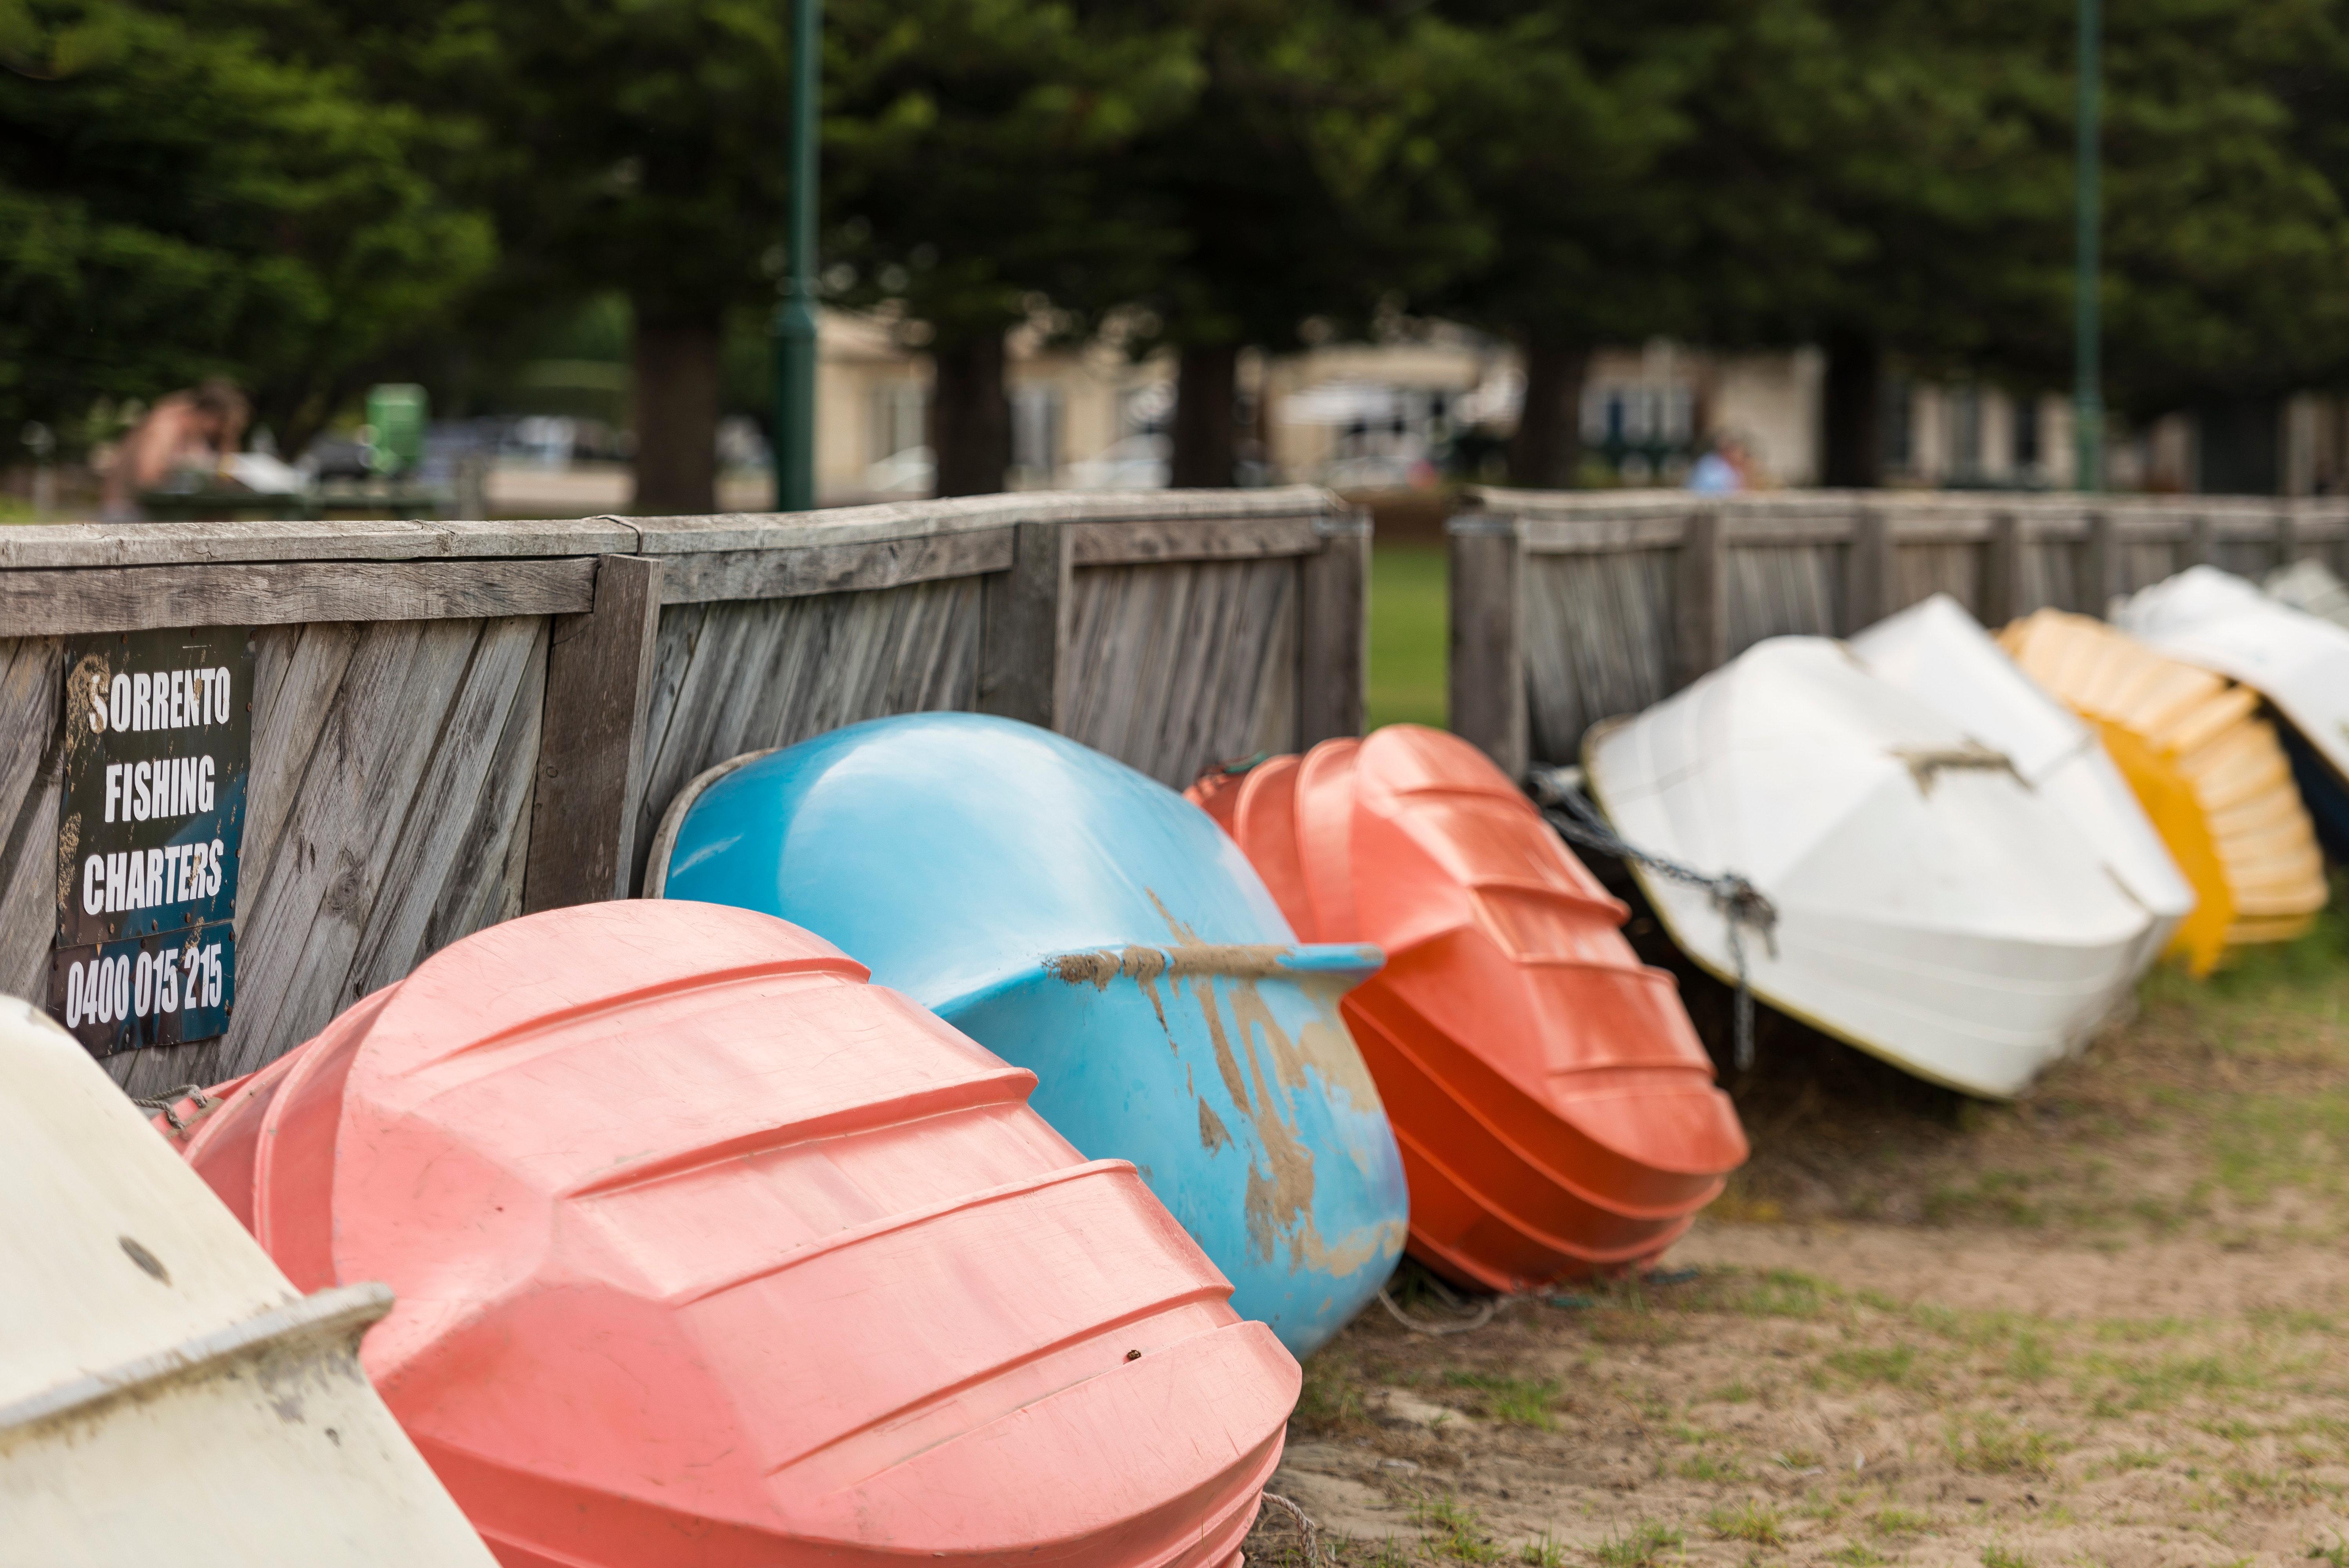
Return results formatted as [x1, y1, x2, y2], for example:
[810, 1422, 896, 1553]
[2266, 557, 2349, 630]
[1851, 593, 2194, 978]
[1585, 638, 2160, 1101]
[0, 998, 497, 1568]
[2119, 565, 2349, 797]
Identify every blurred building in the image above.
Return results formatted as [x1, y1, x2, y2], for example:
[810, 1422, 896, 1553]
[475, 307, 2349, 511]
[810, 313, 1832, 502]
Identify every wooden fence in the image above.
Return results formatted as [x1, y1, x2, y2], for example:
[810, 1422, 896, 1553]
[0, 487, 1368, 1097]
[1449, 487, 2349, 779]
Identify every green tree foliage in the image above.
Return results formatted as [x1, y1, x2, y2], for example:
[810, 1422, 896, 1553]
[2098, 0, 2349, 414]
[1116, 0, 1483, 485]
[16, 0, 2349, 503]
[824, 0, 1201, 494]
[1800, 0, 2349, 483]
[186, 0, 801, 509]
[0, 0, 491, 453]
[1420, 0, 1862, 484]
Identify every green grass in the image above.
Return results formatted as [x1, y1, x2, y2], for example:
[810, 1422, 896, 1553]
[2209, 1089, 2349, 1206]
[1445, 1370, 1562, 1429]
[1946, 1416, 2060, 1476]
[2142, 890, 2349, 1059]
[1521, 1534, 1569, 1567]
[1705, 1503, 1785, 1546]
[1923, 1169, 2046, 1227]
[2007, 1332, 2055, 1382]
[1590, 1522, 1684, 1568]
[1824, 1344, 1921, 1387]
[1700, 1267, 1835, 1320]
[1980, 1546, 2033, 1568]
[1368, 545, 1446, 730]
[1413, 1496, 1504, 1563]
[1294, 1349, 1366, 1427]
[1828, 1545, 1890, 1566]
[1869, 1508, 1933, 1537]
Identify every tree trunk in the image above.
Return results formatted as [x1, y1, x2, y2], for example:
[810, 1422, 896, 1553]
[1171, 342, 1240, 487]
[1822, 328, 1883, 489]
[631, 313, 722, 514]
[1508, 338, 1588, 489]
[929, 331, 1011, 497]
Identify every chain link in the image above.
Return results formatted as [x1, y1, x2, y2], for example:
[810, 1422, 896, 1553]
[1527, 765, 1779, 1072]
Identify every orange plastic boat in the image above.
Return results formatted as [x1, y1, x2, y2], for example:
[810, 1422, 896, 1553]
[170, 900, 1298, 1568]
[1193, 726, 1746, 1292]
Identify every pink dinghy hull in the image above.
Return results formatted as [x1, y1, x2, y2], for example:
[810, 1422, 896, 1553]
[172, 900, 1297, 1567]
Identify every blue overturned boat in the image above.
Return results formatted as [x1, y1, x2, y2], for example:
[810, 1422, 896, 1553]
[646, 713, 1409, 1357]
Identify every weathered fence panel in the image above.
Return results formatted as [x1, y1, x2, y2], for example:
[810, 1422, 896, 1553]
[631, 580, 985, 895]
[1453, 488, 2349, 778]
[1063, 558, 1299, 783]
[0, 488, 1366, 1097]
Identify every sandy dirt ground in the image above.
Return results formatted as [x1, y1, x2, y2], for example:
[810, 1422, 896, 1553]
[1241, 918, 2349, 1567]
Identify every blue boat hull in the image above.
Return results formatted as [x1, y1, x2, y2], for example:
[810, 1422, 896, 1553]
[652, 713, 1409, 1356]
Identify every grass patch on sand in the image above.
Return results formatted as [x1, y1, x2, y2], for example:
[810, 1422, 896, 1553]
[1445, 1370, 1563, 1430]
[1706, 1503, 1785, 1546]
[1591, 1522, 1684, 1568]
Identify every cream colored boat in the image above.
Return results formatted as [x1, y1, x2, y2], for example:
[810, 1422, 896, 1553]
[1851, 594, 2193, 980]
[0, 998, 497, 1568]
[2000, 608, 2327, 973]
[1584, 637, 2159, 1100]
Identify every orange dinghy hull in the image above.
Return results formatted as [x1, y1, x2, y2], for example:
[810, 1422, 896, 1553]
[1194, 726, 1747, 1293]
[171, 900, 1298, 1568]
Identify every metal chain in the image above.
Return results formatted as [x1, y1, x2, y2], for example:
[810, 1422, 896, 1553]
[1526, 765, 1779, 1073]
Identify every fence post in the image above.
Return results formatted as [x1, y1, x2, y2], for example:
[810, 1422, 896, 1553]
[525, 554, 663, 910]
[1844, 506, 1894, 633]
[1298, 509, 1371, 746]
[1447, 512, 1526, 780]
[1674, 508, 1728, 686]
[1984, 512, 2029, 628]
[2084, 509, 2122, 616]
[978, 518, 1073, 731]
[2184, 512, 2215, 569]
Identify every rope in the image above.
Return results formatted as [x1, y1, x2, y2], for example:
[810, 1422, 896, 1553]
[1256, 1492, 1326, 1564]
[1527, 765, 1778, 1073]
[131, 1083, 215, 1136]
[1377, 1283, 1499, 1337]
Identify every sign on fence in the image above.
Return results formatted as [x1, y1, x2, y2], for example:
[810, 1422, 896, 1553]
[48, 627, 252, 1055]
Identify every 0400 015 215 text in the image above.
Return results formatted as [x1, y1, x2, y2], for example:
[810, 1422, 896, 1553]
[51, 626, 253, 1056]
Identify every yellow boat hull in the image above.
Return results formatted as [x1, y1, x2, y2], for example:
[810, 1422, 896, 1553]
[2001, 611, 2325, 976]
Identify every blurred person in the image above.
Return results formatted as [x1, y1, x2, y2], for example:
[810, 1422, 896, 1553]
[1688, 431, 1751, 494]
[98, 378, 249, 520]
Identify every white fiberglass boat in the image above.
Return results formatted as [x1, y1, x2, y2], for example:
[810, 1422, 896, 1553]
[2117, 565, 2349, 864]
[1584, 637, 2161, 1100]
[0, 997, 496, 1567]
[1851, 593, 2194, 976]
[2266, 557, 2349, 630]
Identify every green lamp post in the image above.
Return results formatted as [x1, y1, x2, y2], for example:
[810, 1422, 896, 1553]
[772, 0, 822, 512]
[2073, 0, 2102, 494]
